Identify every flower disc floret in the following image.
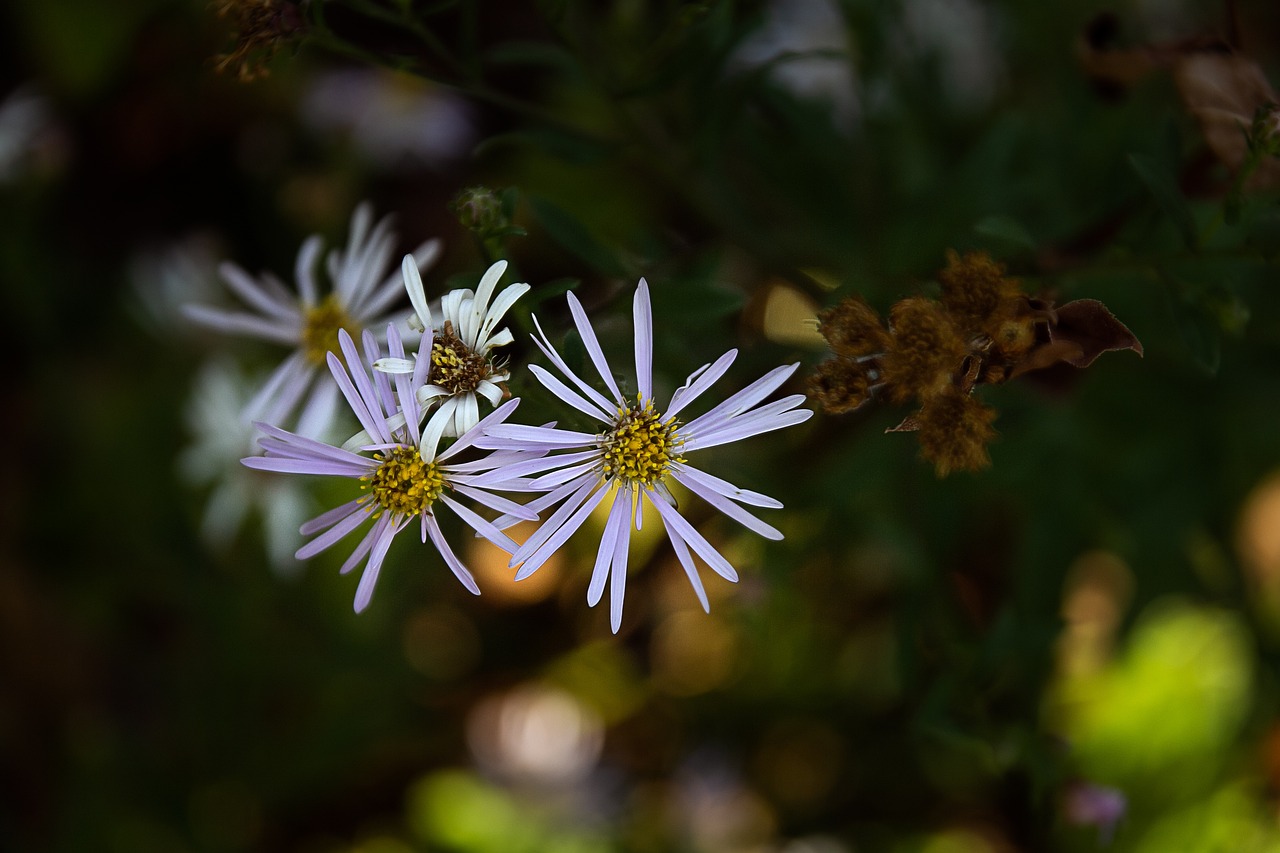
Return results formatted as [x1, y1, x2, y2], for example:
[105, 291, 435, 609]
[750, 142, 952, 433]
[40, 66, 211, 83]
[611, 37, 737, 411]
[302, 295, 355, 365]
[362, 445, 446, 518]
[601, 398, 684, 487]
[430, 323, 491, 393]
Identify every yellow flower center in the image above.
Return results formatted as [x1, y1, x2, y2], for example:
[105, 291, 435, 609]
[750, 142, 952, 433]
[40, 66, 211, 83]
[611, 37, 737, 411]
[362, 446, 446, 518]
[302, 296, 355, 366]
[600, 397, 684, 487]
[431, 323, 490, 393]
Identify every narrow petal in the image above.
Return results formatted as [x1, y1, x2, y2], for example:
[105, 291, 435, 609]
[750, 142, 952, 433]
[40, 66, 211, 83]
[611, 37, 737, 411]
[664, 522, 711, 612]
[682, 363, 800, 435]
[328, 350, 389, 446]
[373, 357, 415, 375]
[300, 499, 366, 536]
[609, 511, 632, 633]
[529, 363, 613, 422]
[477, 282, 530, 350]
[294, 378, 341, 439]
[588, 489, 630, 607]
[182, 304, 299, 345]
[402, 254, 434, 331]
[670, 462, 783, 509]
[295, 235, 324, 307]
[648, 494, 740, 583]
[440, 494, 519, 554]
[482, 424, 598, 446]
[566, 291, 624, 402]
[531, 314, 618, 414]
[425, 514, 481, 595]
[354, 515, 404, 612]
[243, 455, 370, 477]
[438, 398, 520, 461]
[683, 405, 812, 452]
[634, 280, 653, 403]
[511, 478, 604, 578]
[217, 262, 299, 322]
[465, 260, 507, 346]
[297, 503, 371, 559]
[673, 469, 783, 540]
[666, 349, 737, 419]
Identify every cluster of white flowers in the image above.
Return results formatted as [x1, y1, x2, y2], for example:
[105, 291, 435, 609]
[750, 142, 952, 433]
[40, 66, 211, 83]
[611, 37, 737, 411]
[186, 203, 811, 631]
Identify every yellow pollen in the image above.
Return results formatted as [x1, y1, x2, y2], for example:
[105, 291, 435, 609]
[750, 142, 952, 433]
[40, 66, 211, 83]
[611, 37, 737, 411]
[361, 446, 446, 518]
[600, 397, 684, 487]
[431, 325, 490, 393]
[302, 296, 355, 366]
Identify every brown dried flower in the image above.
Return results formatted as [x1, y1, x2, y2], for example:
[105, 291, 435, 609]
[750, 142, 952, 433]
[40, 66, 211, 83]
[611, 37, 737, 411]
[214, 0, 304, 82]
[807, 250, 1142, 476]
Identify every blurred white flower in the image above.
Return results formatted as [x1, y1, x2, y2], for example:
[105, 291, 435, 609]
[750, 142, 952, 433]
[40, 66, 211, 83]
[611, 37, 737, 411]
[0, 85, 64, 181]
[184, 202, 441, 437]
[128, 233, 224, 341]
[179, 359, 313, 575]
[301, 68, 476, 170]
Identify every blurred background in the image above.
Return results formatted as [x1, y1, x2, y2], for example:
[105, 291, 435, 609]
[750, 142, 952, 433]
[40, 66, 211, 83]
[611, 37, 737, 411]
[3, 0, 1280, 851]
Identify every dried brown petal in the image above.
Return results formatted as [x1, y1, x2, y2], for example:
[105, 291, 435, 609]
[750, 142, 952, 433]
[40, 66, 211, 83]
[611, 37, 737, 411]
[1047, 299, 1144, 367]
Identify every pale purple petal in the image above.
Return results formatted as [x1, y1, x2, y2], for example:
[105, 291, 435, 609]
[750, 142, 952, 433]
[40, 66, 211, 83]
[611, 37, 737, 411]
[588, 489, 630, 607]
[511, 478, 607, 579]
[182, 304, 300, 345]
[440, 494, 519, 553]
[354, 514, 404, 612]
[297, 503, 371, 559]
[425, 514, 481, 595]
[673, 468, 782, 540]
[217, 261, 300, 322]
[295, 235, 324, 307]
[528, 364, 613, 422]
[670, 463, 783, 509]
[482, 424, 598, 446]
[300, 498, 366, 536]
[438, 398, 520, 461]
[666, 349, 737, 419]
[244, 455, 370, 477]
[243, 351, 311, 424]
[609, 510, 632, 633]
[294, 378, 341, 439]
[683, 404, 812, 452]
[648, 493, 739, 582]
[530, 314, 618, 414]
[565, 290, 624, 403]
[681, 363, 799, 435]
[664, 522, 711, 613]
[327, 350, 389, 446]
[340, 523, 379, 574]
[448, 483, 539, 521]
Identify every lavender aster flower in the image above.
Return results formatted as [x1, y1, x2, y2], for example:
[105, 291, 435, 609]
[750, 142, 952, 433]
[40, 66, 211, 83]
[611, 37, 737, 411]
[375, 257, 529, 438]
[476, 280, 813, 632]
[243, 325, 537, 612]
[185, 203, 441, 437]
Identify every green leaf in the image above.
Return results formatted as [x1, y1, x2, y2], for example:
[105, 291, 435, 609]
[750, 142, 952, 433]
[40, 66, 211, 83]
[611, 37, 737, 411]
[973, 215, 1036, 251]
[1129, 153, 1199, 251]
[527, 196, 631, 278]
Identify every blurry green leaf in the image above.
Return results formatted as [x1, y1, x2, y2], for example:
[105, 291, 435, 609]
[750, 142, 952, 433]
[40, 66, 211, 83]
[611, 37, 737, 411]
[527, 196, 631, 277]
[525, 277, 580, 308]
[1129, 153, 1199, 251]
[973, 215, 1036, 251]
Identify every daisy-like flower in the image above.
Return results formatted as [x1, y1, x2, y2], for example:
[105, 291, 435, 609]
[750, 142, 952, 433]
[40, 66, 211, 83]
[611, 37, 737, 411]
[184, 203, 441, 437]
[475, 281, 813, 632]
[242, 325, 538, 612]
[374, 256, 529, 438]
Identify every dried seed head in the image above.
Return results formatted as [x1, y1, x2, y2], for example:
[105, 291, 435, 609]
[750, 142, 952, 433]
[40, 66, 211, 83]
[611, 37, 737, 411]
[214, 0, 304, 82]
[816, 296, 892, 358]
[938, 250, 1020, 334]
[807, 358, 872, 414]
[880, 297, 966, 404]
[915, 390, 998, 476]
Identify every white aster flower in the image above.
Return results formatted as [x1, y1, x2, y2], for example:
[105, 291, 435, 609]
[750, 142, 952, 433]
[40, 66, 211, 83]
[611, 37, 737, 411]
[475, 280, 813, 633]
[184, 202, 441, 437]
[375, 256, 529, 438]
[243, 325, 538, 612]
[178, 359, 312, 575]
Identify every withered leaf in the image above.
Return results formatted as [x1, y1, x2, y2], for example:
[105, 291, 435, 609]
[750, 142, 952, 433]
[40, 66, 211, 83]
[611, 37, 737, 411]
[1047, 299, 1144, 367]
[1008, 340, 1086, 380]
[885, 413, 921, 433]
